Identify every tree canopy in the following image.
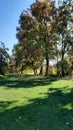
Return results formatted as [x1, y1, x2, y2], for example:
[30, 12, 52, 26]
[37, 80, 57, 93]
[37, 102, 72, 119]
[12, 0, 73, 77]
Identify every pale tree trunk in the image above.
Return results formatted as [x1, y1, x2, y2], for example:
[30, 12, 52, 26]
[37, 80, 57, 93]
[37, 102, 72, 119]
[34, 69, 37, 76]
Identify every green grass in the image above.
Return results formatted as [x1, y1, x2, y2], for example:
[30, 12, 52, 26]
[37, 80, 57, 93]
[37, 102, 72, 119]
[0, 74, 73, 130]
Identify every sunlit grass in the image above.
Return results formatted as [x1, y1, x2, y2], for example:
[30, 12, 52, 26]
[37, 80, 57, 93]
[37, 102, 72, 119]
[0, 74, 73, 130]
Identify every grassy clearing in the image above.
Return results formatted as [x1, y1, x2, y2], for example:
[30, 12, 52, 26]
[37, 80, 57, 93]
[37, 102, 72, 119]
[0, 74, 73, 130]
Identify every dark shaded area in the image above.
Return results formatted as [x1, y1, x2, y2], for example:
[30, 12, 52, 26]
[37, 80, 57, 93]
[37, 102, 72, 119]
[0, 86, 73, 130]
[0, 101, 14, 108]
[0, 74, 58, 89]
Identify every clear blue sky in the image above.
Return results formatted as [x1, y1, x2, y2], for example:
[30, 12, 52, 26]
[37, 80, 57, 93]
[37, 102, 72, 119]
[0, 0, 35, 55]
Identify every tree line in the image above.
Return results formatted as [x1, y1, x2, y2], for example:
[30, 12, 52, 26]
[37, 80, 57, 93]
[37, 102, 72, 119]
[0, 0, 73, 77]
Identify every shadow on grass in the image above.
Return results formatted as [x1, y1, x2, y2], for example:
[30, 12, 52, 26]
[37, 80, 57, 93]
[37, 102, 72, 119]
[0, 101, 14, 109]
[0, 74, 58, 89]
[0, 87, 73, 130]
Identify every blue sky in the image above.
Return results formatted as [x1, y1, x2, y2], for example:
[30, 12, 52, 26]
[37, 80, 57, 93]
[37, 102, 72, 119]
[0, 0, 35, 55]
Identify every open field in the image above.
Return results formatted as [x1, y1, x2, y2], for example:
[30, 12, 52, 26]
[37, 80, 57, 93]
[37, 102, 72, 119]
[0, 74, 73, 130]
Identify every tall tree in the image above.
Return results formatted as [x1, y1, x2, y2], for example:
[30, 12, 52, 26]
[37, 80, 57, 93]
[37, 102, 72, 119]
[30, 0, 58, 76]
[57, 0, 73, 77]
[16, 10, 44, 75]
[15, 0, 73, 77]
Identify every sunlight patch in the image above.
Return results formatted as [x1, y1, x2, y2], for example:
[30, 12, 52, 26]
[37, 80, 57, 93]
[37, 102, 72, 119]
[63, 103, 72, 110]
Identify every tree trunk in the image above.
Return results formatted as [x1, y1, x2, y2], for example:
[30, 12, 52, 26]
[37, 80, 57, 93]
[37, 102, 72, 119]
[61, 34, 65, 77]
[45, 54, 49, 76]
[0, 56, 4, 75]
[61, 51, 64, 77]
[0, 67, 4, 75]
[34, 69, 37, 76]
[39, 65, 43, 75]
[56, 55, 59, 76]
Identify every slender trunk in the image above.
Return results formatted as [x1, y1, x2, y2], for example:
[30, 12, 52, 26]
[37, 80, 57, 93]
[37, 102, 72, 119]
[61, 50, 64, 77]
[34, 69, 37, 76]
[61, 34, 65, 77]
[56, 55, 58, 76]
[45, 54, 49, 76]
[0, 67, 4, 75]
[43, 19, 49, 76]
[0, 55, 4, 75]
[39, 65, 43, 75]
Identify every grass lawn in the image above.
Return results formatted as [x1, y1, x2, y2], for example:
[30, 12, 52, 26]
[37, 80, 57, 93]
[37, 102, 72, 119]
[0, 74, 73, 130]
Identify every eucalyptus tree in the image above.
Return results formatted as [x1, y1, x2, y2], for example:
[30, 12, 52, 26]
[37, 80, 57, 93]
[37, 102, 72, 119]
[30, 0, 58, 76]
[56, 0, 73, 77]
[16, 0, 73, 76]
[16, 10, 44, 75]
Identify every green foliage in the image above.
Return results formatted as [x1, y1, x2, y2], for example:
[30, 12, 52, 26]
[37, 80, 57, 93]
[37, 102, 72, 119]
[12, 0, 73, 77]
[49, 66, 57, 75]
[15, 10, 44, 74]
[15, 0, 58, 76]
[56, 0, 73, 77]
[56, 59, 71, 77]
[0, 42, 9, 75]
[30, 0, 58, 76]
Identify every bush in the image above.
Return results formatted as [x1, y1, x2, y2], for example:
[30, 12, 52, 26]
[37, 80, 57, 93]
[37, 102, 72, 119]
[56, 59, 71, 77]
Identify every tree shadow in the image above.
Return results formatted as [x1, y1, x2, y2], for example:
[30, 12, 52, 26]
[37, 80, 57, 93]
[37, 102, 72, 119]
[0, 101, 17, 111]
[0, 75, 58, 89]
[0, 87, 73, 130]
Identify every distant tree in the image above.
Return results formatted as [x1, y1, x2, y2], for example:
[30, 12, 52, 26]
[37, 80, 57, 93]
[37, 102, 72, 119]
[69, 56, 73, 77]
[0, 42, 9, 75]
[12, 44, 24, 73]
[56, 58, 71, 76]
